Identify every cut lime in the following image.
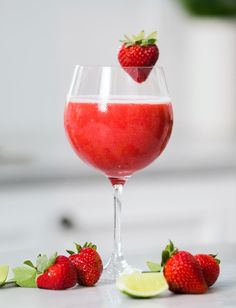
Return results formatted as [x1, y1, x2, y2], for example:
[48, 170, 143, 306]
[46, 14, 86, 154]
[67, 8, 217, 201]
[0, 265, 9, 286]
[116, 271, 168, 298]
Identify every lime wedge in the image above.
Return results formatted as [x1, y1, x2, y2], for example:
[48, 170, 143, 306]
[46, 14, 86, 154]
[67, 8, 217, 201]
[116, 271, 168, 298]
[0, 265, 9, 286]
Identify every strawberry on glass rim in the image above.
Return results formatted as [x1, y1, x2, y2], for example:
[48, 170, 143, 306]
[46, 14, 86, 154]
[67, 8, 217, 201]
[118, 30, 159, 83]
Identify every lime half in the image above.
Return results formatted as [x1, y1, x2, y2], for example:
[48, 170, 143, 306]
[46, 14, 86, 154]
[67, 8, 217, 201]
[116, 271, 168, 298]
[0, 265, 9, 286]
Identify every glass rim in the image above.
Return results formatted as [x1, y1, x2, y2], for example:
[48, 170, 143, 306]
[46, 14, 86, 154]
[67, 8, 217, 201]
[74, 64, 164, 70]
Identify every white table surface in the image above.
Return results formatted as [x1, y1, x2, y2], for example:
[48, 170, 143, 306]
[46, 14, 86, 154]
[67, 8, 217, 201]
[1, 261, 235, 308]
[1, 169, 235, 307]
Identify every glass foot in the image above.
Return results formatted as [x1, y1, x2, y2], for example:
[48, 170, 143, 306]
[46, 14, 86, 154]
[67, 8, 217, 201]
[101, 254, 134, 284]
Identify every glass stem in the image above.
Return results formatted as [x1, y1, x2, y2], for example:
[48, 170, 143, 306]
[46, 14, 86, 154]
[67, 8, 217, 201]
[113, 184, 123, 258]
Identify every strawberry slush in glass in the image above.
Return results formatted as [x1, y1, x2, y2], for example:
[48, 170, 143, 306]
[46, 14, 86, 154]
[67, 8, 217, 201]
[64, 66, 173, 282]
[65, 101, 172, 185]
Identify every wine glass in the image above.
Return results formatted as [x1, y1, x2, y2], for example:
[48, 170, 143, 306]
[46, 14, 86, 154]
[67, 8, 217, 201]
[64, 65, 173, 282]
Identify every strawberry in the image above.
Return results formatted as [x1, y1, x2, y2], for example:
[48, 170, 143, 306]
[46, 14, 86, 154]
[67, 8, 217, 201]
[67, 242, 103, 286]
[147, 241, 208, 294]
[118, 30, 159, 83]
[36, 254, 77, 290]
[164, 251, 208, 294]
[194, 254, 220, 287]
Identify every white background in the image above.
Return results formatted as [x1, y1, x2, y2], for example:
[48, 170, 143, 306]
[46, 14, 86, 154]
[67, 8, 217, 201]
[0, 0, 235, 262]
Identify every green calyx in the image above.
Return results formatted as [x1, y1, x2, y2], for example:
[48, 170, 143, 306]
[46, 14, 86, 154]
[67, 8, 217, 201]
[35, 252, 58, 273]
[67, 242, 97, 255]
[22, 252, 58, 274]
[120, 30, 157, 47]
[146, 240, 177, 272]
[161, 240, 178, 266]
[209, 254, 221, 265]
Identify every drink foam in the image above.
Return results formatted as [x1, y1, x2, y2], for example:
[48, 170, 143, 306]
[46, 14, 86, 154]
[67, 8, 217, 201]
[68, 95, 171, 104]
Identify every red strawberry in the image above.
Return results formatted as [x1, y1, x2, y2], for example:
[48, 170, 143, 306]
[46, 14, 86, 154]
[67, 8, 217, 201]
[164, 251, 208, 294]
[118, 30, 159, 83]
[37, 255, 77, 290]
[161, 241, 208, 294]
[67, 242, 103, 286]
[194, 254, 220, 287]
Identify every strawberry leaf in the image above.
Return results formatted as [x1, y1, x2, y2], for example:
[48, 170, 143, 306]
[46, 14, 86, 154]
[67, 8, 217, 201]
[133, 30, 145, 42]
[124, 34, 132, 41]
[138, 30, 145, 40]
[74, 242, 82, 253]
[161, 250, 170, 266]
[48, 252, 57, 268]
[87, 242, 95, 249]
[169, 240, 174, 252]
[66, 250, 75, 255]
[146, 261, 162, 272]
[72, 242, 97, 253]
[124, 43, 133, 47]
[84, 242, 97, 250]
[209, 254, 221, 264]
[0, 265, 9, 286]
[161, 240, 178, 266]
[36, 254, 49, 273]
[12, 265, 37, 288]
[36, 252, 57, 273]
[147, 38, 156, 45]
[24, 260, 35, 269]
[165, 240, 176, 255]
[145, 31, 157, 40]
[120, 30, 157, 47]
